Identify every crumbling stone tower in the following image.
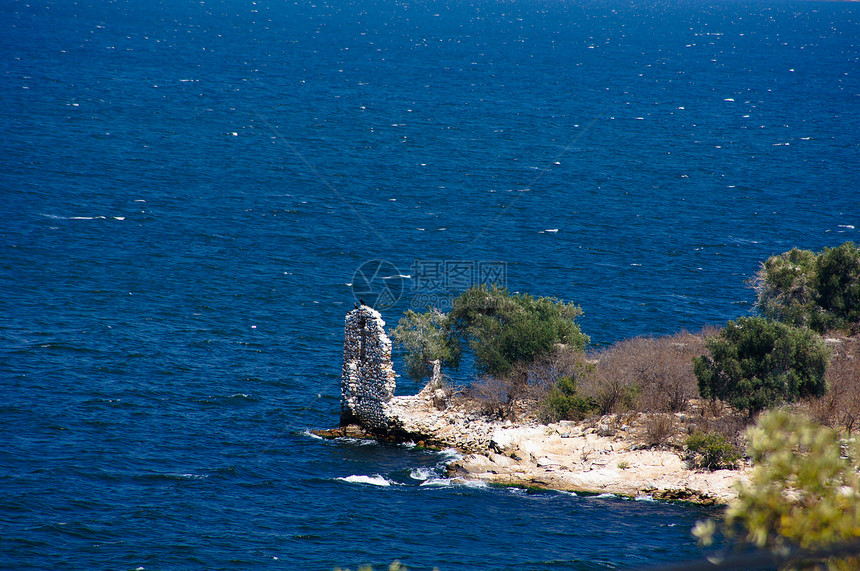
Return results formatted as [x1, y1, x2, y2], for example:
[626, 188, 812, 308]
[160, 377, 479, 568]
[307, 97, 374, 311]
[340, 305, 396, 432]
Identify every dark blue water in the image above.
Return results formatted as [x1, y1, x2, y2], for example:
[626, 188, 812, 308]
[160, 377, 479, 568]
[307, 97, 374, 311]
[1, 0, 858, 569]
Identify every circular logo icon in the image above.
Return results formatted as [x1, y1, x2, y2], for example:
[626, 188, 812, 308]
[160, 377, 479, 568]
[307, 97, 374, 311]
[351, 259, 404, 310]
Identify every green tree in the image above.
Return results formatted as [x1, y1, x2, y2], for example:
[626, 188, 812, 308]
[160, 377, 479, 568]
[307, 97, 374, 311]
[694, 410, 860, 570]
[752, 242, 860, 333]
[393, 286, 589, 382]
[753, 247, 819, 327]
[694, 317, 829, 416]
[448, 285, 589, 376]
[815, 242, 860, 331]
[391, 309, 460, 382]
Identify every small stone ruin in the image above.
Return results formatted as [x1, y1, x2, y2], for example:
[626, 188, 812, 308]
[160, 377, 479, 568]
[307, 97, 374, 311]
[340, 305, 397, 432]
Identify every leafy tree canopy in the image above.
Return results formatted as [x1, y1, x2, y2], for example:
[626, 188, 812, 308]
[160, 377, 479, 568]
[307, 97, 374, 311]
[753, 241, 860, 333]
[391, 309, 460, 382]
[693, 317, 829, 416]
[816, 242, 860, 329]
[392, 286, 588, 381]
[448, 285, 588, 376]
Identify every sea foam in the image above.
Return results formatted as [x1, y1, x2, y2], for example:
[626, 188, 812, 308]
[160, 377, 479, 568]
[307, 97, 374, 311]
[337, 475, 392, 487]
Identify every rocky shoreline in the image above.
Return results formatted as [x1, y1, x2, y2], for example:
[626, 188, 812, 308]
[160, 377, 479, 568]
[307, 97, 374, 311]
[322, 304, 748, 505]
[315, 385, 748, 506]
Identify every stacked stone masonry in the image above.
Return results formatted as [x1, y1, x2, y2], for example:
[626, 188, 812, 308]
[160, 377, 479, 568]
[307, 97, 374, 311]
[340, 305, 397, 432]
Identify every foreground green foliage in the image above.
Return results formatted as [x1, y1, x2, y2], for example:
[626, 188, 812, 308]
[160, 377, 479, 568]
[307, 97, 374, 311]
[394, 286, 589, 381]
[694, 410, 860, 570]
[694, 317, 829, 416]
[683, 431, 739, 471]
[753, 242, 860, 333]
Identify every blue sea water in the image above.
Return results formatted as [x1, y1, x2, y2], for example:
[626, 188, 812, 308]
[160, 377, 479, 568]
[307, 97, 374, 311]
[1, 0, 858, 569]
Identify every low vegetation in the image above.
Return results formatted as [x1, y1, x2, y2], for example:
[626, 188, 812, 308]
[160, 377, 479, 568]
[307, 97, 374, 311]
[644, 413, 677, 448]
[540, 375, 598, 423]
[434, 325, 858, 451]
[466, 345, 591, 421]
[799, 335, 860, 434]
[461, 330, 712, 423]
[684, 431, 740, 471]
[591, 331, 708, 414]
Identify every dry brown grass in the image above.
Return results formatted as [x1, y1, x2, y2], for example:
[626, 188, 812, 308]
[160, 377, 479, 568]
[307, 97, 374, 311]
[462, 328, 860, 447]
[644, 413, 676, 447]
[798, 334, 860, 435]
[467, 347, 593, 421]
[589, 330, 712, 414]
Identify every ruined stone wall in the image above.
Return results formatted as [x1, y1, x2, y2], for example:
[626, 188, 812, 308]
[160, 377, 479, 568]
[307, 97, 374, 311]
[340, 306, 397, 432]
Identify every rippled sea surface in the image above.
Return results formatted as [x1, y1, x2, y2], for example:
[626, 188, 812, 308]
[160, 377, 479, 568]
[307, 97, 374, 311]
[1, 0, 858, 569]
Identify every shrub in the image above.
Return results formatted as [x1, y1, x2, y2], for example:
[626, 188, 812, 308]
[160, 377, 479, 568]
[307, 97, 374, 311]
[752, 242, 860, 333]
[694, 410, 860, 571]
[591, 379, 640, 416]
[644, 414, 676, 447]
[694, 317, 830, 416]
[469, 374, 520, 420]
[470, 348, 596, 421]
[687, 413, 751, 456]
[540, 375, 599, 423]
[684, 431, 739, 471]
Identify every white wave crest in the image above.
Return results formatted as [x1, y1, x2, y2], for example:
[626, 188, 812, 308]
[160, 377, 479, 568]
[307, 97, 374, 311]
[410, 468, 433, 481]
[337, 475, 391, 487]
[301, 429, 324, 440]
[461, 479, 488, 488]
[423, 477, 488, 489]
[420, 478, 452, 487]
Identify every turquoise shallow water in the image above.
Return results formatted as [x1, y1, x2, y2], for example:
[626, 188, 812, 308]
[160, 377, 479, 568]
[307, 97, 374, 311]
[1, 0, 858, 569]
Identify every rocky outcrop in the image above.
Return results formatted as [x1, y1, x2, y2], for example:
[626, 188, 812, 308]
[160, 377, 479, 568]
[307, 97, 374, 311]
[385, 393, 747, 504]
[327, 307, 748, 505]
[446, 421, 746, 505]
